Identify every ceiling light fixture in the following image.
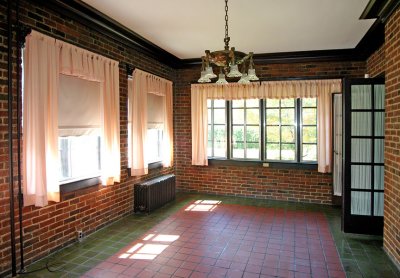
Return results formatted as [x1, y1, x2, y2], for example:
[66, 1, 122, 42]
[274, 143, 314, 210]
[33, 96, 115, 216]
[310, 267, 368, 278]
[198, 0, 258, 84]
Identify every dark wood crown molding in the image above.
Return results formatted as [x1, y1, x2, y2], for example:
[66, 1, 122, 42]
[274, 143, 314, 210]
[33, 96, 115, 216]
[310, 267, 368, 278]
[360, 0, 400, 23]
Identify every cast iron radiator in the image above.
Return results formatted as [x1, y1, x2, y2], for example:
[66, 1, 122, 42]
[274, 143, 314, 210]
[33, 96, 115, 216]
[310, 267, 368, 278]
[134, 174, 176, 213]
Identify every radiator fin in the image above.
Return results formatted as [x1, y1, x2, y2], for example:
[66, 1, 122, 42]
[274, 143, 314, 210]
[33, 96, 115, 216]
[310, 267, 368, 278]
[134, 174, 175, 213]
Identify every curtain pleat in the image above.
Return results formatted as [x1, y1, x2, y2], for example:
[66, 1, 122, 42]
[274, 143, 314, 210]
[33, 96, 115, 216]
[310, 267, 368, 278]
[23, 31, 60, 207]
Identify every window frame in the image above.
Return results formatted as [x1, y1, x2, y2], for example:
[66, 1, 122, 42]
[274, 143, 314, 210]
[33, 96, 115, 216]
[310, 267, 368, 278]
[207, 98, 318, 167]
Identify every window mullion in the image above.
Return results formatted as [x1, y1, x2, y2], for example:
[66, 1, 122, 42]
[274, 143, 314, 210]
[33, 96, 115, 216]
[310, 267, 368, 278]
[260, 99, 265, 161]
[296, 98, 301, 163]
[227, 100, 231, 159]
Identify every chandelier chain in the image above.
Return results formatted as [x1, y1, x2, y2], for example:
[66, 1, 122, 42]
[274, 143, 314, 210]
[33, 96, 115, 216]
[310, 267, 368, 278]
[225, 0, 228, 40]
[224, 0, 229, 50]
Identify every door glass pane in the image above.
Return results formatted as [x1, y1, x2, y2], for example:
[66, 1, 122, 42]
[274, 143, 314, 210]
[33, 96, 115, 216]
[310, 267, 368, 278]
[374, 112, 384, 136]
[351, 165, 371, 189]
[374, 139, 384, 163]
[374, 192, 384, 216]
[351, 112, 371, 136]
[351, 191, 371, 216]
[266, 143, 280, 160]
[374, 85, 385, 109]
[374, 166, 384, 190]
[351, 139, 371, 163]
[351, 85, 371, 109]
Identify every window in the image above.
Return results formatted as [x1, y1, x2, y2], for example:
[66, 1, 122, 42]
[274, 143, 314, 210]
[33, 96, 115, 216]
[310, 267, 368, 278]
[207, 98, 317, 163]
[58, 74, 102, 183]
[232, 99, 260, 159]
[266, 99, 296, 161]
[207, 100, 227, 158]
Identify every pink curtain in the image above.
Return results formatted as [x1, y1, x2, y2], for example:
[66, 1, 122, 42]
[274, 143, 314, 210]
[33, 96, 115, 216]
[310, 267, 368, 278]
[23, 31, 60, 207]
[190, 80, 342, 172]
[23, 31, 120, 207]
[316, 80, 342, 173]
[128, 69, 173, 176]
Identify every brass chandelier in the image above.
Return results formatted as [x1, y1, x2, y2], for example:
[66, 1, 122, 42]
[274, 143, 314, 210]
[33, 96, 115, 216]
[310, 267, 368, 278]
[198, 0, 258, 84]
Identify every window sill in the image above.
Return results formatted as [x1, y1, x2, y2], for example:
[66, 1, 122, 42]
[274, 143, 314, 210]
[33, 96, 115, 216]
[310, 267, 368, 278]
[127, 162, 164, 176]
[208, 158, 318, 170]
[60, 176, 101, 201]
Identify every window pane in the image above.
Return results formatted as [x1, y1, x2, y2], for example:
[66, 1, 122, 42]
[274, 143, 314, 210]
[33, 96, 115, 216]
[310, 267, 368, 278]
[246, 126, 259, 143]
[266, 143, 280, 160]
[302, 98, 316, 107]
[232, 126, 244, 158]
[214, 99, 225, 108]
[213, 125, 226, 158]
[247, 109, 260, 125]
[281, 99, 295, 107]
[147, 129, 163, 163]
[214, 141, 226, 157]
[232, 109, 244, 124]
[281, 108, 295, 125]
[247, 143, 260, 159]
[208, 125, 212, 141]
[246, 99, 259, 107]
[266, 126, 280, 142]
[232, 100, 244, 108]
[281, 144, 295, 160]
[232, 126, 244, 143]
[214, 109, 226, 124]
[266, 109, 279, 125]
[266, 99, 280, 108]
[59, 135, 101, 181]
[302, 126, 317, 143]
[302, 108, 317, 125]
[302, 144, 317, 161]
[281, 126, 295, 143]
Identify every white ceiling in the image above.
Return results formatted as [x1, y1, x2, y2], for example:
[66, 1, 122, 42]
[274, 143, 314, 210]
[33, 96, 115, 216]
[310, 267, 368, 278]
[82, 0, 375, 59]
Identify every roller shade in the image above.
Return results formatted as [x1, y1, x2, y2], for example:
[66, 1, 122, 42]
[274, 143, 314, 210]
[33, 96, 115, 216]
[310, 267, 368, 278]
[147, 93, 165, 129]
[59, 74, 101, 136]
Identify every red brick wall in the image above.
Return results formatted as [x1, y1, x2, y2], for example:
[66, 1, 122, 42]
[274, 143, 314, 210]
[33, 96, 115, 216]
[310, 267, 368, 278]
[382, 6, 400, 268]
[367, 44, 385, 77]
[174, 62, 366, 204]
[0, 0, 176, 275]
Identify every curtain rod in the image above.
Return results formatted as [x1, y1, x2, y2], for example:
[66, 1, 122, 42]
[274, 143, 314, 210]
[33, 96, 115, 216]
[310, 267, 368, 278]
[125, 63, 173, 83]
[17, 23, 120, 64]
[189, 75, 344, 85]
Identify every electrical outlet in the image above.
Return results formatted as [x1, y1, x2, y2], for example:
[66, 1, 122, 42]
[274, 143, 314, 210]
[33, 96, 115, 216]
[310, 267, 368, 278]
[263, 163, 269, 167]
[77, 230, 83, 242]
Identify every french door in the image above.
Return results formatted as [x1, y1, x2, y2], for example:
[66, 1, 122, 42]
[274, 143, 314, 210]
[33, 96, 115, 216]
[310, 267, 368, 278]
[342, 78, 385, 235]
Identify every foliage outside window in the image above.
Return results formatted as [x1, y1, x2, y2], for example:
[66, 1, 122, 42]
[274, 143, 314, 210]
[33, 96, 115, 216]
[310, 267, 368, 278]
[207, 98, 317, 163]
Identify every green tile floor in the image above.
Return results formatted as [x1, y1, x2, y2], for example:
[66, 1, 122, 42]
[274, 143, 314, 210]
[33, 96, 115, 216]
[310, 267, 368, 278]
[18, 193, 400, 277]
